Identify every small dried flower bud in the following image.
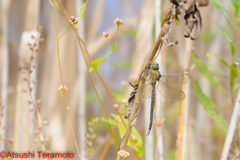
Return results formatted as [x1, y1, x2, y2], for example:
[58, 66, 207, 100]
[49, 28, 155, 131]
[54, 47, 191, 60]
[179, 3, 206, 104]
[27, 100, 32, 104]
[34, 130, 39, 135]
[30, 56, 34, 60]
[32, 80, 38, 84]
[28, 109, 34, 112]
[8, 137, 14, 143]
[32, 65, 37, 68]
[29, 47, 34, 51]
[35, 49, 40, 52]
[43, 120, 49, 126]
[37, 25, 43, 32]
[30, 88, 33, 92]
[27, 42, 32, 46]
[20, 69, 27, 74]
[21, 89, 27, 93]
[33, 43, 37, 47]
[32, 119, 37, 124]
[38, 126, 42, 130]
[31, 35, 35, 39]
[2, 125, 7, 129]
[69, 16, 78, 24]
[38, 38, 45, 42]
[0, 113, 4, 117]
[24, 62, 29, 67]
[0, 106, 5, 110]
[132, 135, 138, 141]
[29, 70, 33, 73]
[33, 139, 39, 143]
[3, 137, 7, 141]
[36, 99, 42, 105]
[22, 77, 28, 81]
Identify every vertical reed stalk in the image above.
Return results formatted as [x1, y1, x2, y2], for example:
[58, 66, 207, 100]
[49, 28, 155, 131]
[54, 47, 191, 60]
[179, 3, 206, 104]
[0, 0, 9, 150]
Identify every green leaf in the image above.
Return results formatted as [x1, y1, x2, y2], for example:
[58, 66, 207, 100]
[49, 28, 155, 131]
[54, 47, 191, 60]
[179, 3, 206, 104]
[108, 61, 131, 69]
[230, 0, 240, 17]
[237, 23, 240, 30]
[101, 117, 118, 126]
[234, 81, 240, 91]
[89, 44, 117, 72]
[230, 64, 239, 87]
[194, 81, 228, 134]
[111, 114, 144, 156]
[77, 3, 86, 18]
[223, 32, 236, 56]
[86, 92, 98, 103]
[208, 64, 228, 79]
[206, 52, 229, 67]
[201, 31, 217, 41]
[191, 53, 230, 97]
[126, 30, 137, 37]
[210, 0, 230, 16]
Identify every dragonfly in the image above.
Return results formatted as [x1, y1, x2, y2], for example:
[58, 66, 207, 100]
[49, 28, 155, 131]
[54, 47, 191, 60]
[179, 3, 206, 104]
[137, 63, 191, 135]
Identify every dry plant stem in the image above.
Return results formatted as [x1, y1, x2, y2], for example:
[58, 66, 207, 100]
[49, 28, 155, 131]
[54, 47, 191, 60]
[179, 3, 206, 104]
[116, 6, 173, 160]
[99, 127, 118, 160]
[177, 87, 185, 160]
[52, 2, 81, 160]
[54, 0, 138, 149]
[221, 90, 240, 160]
[27, 33, 46, 151]
[77, 40, 118, 150]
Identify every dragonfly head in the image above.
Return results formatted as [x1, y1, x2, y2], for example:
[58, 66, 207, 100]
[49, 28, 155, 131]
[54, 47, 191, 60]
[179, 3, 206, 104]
[152, 63, 159, 70]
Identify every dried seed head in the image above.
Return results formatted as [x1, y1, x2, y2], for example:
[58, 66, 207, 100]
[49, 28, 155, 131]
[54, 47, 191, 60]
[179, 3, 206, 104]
[35, 49, 40, 52]
[21, 89, 27, 93]
[33, 43, 37, 47]
[30, 56, 34, 60]
[22, 77, 28, 81]
[0, 113, 4, 117]
[32, 65, 37, 68]
[36, 99, 42, 104]
[31, 35, 35, 39]
[38, 38, 45, 42]
[2, 126, 7, 129]
[28, 109, 34, 112]
[32, 119, 37, 124]
[20, 69, 27, 74]
[32, 80, 38, 84]
[27, 100, 33, 104]
[30, 88, 33, 92]
[29, 70, 33, 74]
[0, 106, 5, 110]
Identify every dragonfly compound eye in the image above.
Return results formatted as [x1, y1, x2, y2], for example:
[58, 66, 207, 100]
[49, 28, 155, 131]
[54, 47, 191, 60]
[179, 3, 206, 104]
[152, 65, 159, 70]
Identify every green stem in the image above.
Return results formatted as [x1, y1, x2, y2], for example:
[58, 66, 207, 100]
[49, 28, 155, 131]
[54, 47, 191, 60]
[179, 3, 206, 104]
[52, 4, 82, 160]
[59, 24, 72, 40]
[77, 39, 118, 150]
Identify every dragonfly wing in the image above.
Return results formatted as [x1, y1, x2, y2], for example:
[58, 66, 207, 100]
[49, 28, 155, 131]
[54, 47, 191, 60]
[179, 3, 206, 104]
[137, 83, 153, 99]
[157, 80, 185, 101]
[160, 72, 191, 86]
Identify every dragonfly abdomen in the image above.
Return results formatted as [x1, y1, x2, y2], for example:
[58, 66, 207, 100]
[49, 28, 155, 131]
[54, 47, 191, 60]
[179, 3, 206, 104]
[146, 83, 156, 136]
